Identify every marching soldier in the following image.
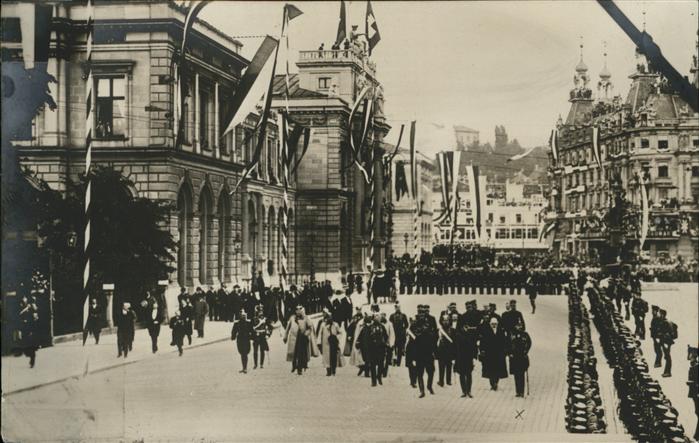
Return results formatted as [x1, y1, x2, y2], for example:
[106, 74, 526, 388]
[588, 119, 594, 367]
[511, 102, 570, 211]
[357, 312, 389, 387]
[436, 312, 456, 387]
[252, 305, 271, 369]
[631, 292, 649, 340]
[411, 305, 437, 397]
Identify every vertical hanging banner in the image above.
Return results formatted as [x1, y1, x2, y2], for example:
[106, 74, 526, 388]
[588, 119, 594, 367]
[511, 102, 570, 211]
[436, 151, 451, 225]
[348, 85, 371, 183]
[450, 151, 462, 240]
[550, 129, 559, 165]
[639, 172, 649, 250]
[409, 121, 419, 256]
[592, 125, 602, 168]
[465, 165, 481, 241]
[365, 0, 381, 55]
[335, 0, 347, 47]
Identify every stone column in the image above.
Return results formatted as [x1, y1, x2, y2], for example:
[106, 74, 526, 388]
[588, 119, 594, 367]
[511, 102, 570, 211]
[214, 82, 220, 158]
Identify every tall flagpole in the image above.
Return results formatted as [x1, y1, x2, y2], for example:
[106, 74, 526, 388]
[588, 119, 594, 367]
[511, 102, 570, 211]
[410, 121, 419, 259]
[83, 0, 95, 323]
[280, 5, 290, 290]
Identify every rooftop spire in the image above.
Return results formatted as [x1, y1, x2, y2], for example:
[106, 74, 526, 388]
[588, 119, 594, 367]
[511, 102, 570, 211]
[576, 36, 588, 72]
[598, 41, 613, 100]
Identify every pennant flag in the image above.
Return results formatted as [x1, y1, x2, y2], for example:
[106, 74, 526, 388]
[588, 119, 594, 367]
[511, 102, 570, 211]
[639, 172, 649, 250]
[395, 161, 409, 201]
[289, 127, 312, 175]
[284, 3, 303, 21]
[365, 0, 381, 55]
[507, 146, 536, 162]
[437, 152, 451, 224]
[280, 4, 303, 108]
[335, 0, 347, 47]
[592, 125, 602, 168]
[409, 121, 418, 200]
[387, 124, 404, 163]
[222, 36, 279, 137]
[539, 221, 557, 242]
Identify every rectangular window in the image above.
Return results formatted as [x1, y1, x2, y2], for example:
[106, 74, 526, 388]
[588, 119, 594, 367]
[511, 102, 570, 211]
[513, 229, 523, 239]
[487, 213, 493, 223]
[499, 216, 506, 224]
[318, 77, 331, 89]
[640, 138, 650, 149]
[95, 77, 126, 138]
[515, 214, 522, 224]
[692, 166, 699, 177]
[658, 140, 668, 150]
[693, 139, 699, 148]
[658, 165, 669, 178]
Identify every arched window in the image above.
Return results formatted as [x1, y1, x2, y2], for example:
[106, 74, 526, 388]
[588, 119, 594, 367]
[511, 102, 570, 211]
[199, 185, 213, 285]
[177, 183, 193, 287]
[217, 191, 231, 284]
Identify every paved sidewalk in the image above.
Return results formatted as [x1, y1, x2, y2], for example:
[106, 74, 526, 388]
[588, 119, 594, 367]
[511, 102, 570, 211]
[1, 321, 233, 395]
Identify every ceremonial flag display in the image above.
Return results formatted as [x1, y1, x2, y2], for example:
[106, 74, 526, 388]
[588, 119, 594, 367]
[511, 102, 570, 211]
[639, 172, 649, 250]
[222, 36, 279, 137]
[592, 125, 602, 168]
[335, 0, 347, 47]
[539, 221, 557, 242]
[348, 85, 372, 182]
[83, 0, 94, 324]
[365, 0, 381, 55]
[410, 121, 419, 256]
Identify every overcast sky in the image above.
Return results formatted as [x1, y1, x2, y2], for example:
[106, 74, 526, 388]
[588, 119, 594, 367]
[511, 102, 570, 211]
[202, 1, 698, 154]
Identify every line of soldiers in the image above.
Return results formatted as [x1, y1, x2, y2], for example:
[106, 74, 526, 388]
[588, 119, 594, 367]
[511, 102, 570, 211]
[566, 279, 606, 433]
[404, 266, 572, 296]
[586, 275, 688, 442]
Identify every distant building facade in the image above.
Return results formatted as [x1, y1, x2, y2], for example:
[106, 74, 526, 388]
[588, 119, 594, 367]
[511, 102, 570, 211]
[454, 125, 479, 150]
[545, 47, 699, 260]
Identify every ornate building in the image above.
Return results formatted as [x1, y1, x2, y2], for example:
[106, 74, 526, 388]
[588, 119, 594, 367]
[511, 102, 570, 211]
[271, 45, 391, 282]
[3, 1, 295, 305]
[545, 43, 699, 260]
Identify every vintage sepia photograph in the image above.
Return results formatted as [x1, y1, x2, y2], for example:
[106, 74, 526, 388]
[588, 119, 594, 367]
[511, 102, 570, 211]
[1, 0, 698, 441]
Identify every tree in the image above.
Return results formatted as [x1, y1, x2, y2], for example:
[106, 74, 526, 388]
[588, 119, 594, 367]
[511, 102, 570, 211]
[32, 166, 176, 333]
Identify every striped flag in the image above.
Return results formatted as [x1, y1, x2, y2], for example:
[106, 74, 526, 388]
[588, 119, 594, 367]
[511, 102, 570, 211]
[591, 126, 602, 168]
[83, 0, 95, 326]
[450, 152, 462, 240]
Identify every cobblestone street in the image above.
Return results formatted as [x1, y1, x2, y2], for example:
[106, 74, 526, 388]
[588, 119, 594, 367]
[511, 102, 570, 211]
[3, 294, 632, 442]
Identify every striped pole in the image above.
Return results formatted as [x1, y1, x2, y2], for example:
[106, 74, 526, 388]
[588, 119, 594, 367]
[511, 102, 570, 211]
[83, 0, 95, 321]
[280, 128, 289, 290]
[368, 140, 376, 270]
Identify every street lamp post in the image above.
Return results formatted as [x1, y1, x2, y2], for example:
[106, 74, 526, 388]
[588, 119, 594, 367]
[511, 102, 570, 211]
[403, 232, 409, 255]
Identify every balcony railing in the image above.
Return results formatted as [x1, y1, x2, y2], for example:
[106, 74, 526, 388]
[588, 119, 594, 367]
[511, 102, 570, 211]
[298, 50, 376, 75]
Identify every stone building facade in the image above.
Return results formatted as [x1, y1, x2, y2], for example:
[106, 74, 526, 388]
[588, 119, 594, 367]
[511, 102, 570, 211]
[545, 47, 699, 260]
[4, 1, 297, 300]
[271, 47, 391, 281]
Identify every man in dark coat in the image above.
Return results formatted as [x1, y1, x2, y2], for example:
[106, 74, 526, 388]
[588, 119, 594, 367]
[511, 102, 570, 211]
[115, 302, 137, 358]
[169, 310, 186, 356]
[454, 302, 480, 398]
[480, 316, 508, 390]
[83, 297, 103, 346]
[508, 322, 531, 397]
[525, 272, 537, 314]
[687, 345, 698, 440]
[412, 305, 437, 398]
[658, 309, 676, 377]
[501, 300, 525, 336]
[16, 293, 40, 368]
[389, 302, 409, 366]
[357, 312, 389, 387]
[193, 294, 209, 338]
[650, 305, 663, 368]
[142, 291, 161, 353]
[180, 297, 194, 345]
[231, 309, 254, 373]
[631, 292, 649, 340]
[206, 286, 215, 321]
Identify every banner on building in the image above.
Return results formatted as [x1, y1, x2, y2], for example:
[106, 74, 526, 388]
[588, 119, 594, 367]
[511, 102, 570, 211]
[592, 126, 602, 168]
[365, 0, 381, 55]
[639, 172, 649, 250]
[549, 129, 559, 164]
[335, 0, 347, 47]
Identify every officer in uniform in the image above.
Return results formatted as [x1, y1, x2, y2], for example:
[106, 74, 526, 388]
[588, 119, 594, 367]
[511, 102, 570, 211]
[252, 305, 271, 369]
[631, 292, 649, 340]
[231, 309, 254, 373]
[357, 311, 389, 387]
[455, 301, 480, 397]
[389, 302, 409, 366]
[501, 300, 525, 336]
[650, 305, 663, 368]
[411, 305, 437, 397]
[508, 322, 532, 397]
[658, 309, 676, 377]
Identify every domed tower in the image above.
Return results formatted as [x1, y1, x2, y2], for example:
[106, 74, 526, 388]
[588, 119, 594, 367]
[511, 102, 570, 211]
[565, 38, 594, 125]
[597, 42, 613, 101]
